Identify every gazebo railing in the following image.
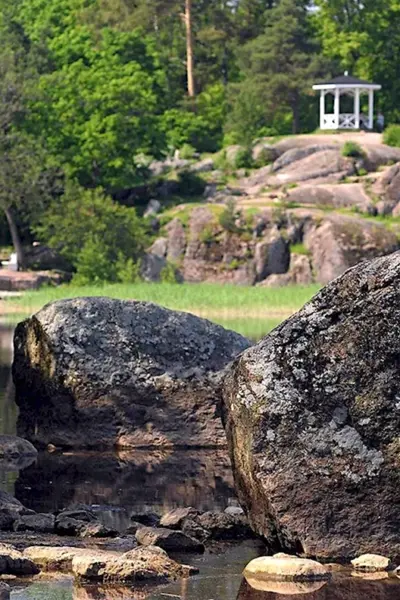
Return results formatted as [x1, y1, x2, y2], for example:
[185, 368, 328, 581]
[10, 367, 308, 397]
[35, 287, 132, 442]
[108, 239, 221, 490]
[322, 113, 361, 129]
[339, 113, 356, 128]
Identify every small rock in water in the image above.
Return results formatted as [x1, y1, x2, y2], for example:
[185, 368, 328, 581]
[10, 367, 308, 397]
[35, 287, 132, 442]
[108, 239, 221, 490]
[80, 522, 118, 538]
[72, 545, 197, 583]
[135, 526, 205, 553]
[351, 553, 390, 572]
[243, 555, 330, 583]
[14, 513, 55, 534]
[160, 507, 199, 529]
[130, 512, 160, 527]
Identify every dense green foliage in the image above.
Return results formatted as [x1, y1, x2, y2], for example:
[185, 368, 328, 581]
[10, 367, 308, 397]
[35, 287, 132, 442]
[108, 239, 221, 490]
[35, 181, 147, 283]
[383, 125, 400, 148]
[1, 0, 400, 279]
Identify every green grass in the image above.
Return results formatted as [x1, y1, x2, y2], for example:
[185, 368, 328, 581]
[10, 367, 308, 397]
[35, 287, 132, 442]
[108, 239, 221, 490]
[6, 282, 320, 339]
[290, 243, 311, 256]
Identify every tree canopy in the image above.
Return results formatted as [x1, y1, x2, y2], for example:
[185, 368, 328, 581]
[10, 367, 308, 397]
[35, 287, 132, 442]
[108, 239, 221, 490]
[0, 0, 399, 271]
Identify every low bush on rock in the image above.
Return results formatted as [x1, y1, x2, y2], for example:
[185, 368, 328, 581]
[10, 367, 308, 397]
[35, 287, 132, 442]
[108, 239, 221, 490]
[383, 124, 400, 148]
[341, 141, 365, 159]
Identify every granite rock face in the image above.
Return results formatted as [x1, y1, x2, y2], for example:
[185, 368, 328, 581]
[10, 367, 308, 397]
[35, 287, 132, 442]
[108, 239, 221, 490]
[305, 214, 398, 284]
[13, 297, 251, 449]
[223, 252, 400, 560]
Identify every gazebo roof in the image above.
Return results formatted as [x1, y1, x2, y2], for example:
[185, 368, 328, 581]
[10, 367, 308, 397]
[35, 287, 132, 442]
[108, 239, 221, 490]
[313, 74, 381, 91]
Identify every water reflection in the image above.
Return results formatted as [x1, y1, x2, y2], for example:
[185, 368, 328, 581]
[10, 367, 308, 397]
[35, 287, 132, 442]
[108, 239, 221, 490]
[15, 449, 236, 522]
[0, 324, 17, 436]
[0, 324, 19, 496]
[236, 575, 400, 600]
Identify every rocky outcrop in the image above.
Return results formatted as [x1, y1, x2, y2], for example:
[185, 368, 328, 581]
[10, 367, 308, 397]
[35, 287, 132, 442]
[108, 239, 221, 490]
[272, 145, 338, 173]
[305, 214, 398, 284]
[222, 252, 400, 560]
[13, 298, 251, 449]
[288, 183, 375, 213]
[259, 254, 313, 287]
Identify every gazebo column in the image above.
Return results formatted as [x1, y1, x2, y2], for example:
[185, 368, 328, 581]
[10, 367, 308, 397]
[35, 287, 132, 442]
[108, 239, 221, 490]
[368, 89, 374, 130]
[354, 88, 360, 129]
[319, 91, 325, 129]
[334, 88, 340, 129]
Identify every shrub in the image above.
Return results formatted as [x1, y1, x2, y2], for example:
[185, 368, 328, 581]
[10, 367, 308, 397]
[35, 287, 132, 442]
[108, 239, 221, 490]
[219, 199, 239, 233]
[72, 235, 114, 285]
[341, 141, 365, 159]
[199, 224, 216, 243]
[179, 143, 197, 160]
[116, 255, 142, 283]
[36, 180, 147, 281]
[160, 262, 179, 283]
[234, 147, 253, 169]
[383, 124, 400, 147]
[177, 170, 205, 196]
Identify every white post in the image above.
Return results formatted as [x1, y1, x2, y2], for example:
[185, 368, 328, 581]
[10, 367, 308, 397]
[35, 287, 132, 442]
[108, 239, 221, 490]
[368, 89, 374, 130]
[320, 91, 325, 129]
[334, 88, 340, 129]
[354, 88, 360, 129]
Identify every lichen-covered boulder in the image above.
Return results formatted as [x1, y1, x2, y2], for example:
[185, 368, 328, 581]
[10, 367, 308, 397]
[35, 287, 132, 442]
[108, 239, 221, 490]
[223, 252, 400, 560]
[13, 298, 251, 449]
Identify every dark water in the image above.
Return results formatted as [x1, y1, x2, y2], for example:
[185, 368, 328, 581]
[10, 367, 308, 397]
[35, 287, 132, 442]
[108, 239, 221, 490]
[1, 325, 400, 600]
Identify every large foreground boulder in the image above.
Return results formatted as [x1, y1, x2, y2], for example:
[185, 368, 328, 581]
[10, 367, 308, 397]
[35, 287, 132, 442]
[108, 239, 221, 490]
[13, 298, 251, 449]
[223, 252, 400, 560]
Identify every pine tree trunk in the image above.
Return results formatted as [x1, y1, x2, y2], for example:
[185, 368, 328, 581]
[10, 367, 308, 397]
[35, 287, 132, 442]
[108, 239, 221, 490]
[292, 100, 300, 134]
[4, 206, 26, 270]
[185, 0, 195, 97]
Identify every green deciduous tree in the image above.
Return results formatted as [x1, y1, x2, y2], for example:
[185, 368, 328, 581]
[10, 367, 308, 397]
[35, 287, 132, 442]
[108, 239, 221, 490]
[315, 0, 400, 123]
[0, 18, 49, 268]
[36, 181, 147, 279]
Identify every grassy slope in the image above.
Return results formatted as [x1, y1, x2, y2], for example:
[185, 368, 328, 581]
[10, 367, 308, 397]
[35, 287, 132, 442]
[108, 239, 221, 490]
[6, 282, 320, 340]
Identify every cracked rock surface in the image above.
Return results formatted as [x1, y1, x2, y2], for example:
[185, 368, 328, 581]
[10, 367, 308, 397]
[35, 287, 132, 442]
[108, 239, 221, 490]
[222, 251, 400, 560]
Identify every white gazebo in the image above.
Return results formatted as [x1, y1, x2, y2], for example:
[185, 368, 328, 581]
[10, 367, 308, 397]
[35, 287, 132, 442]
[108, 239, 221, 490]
[312, 73, 381, 130]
